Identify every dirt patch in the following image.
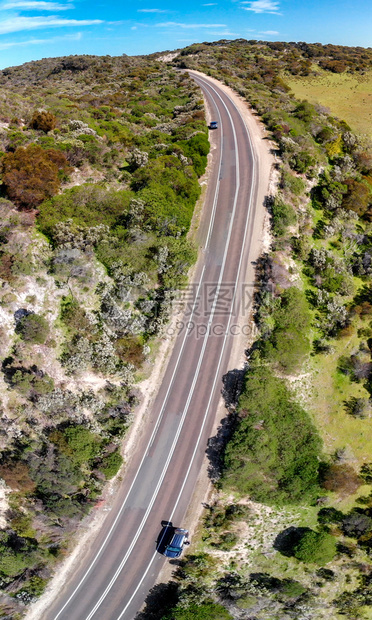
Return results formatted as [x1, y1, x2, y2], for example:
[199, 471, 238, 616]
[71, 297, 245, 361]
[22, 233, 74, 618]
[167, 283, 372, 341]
[158, 52, 180, 63]
[0, 483, 10, 529]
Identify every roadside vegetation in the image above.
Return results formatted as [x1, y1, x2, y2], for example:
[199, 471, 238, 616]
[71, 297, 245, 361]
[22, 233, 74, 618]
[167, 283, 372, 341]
[0, 54, 207, 616]
[1, 39, 372, 619]
[135, 39, 372, 620]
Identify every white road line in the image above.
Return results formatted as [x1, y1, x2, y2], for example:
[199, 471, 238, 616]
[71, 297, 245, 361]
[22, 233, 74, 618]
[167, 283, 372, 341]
[116, 74, 257, 620]
[52, 83, 224, 620]
[84, 76, 241, 620]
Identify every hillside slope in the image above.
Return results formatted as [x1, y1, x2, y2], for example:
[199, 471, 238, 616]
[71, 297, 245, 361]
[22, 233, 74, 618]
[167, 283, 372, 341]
[0, 54, 208, 617]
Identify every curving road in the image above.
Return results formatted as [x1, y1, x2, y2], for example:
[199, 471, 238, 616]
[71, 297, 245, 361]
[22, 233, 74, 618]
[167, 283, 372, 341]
[41, 72, 262, 620]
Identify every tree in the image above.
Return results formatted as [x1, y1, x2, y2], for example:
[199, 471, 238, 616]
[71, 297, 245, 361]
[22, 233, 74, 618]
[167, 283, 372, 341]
[2, 144, 71, 209]
[342, 512, 372, 538]
[15, 313, 50, 344]
[293, 530, 337, 565]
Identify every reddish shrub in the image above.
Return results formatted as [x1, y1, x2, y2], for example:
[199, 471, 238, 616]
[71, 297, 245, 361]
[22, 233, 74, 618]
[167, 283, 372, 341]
[2, 144, 71, 209]
[29, 110, 57, 133]
[0, 460, 36, 493]
[321, 463, 361, 496]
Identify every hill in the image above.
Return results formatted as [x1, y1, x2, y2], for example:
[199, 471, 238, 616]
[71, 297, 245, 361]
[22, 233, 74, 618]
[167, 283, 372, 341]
[0, 52, 207, 616]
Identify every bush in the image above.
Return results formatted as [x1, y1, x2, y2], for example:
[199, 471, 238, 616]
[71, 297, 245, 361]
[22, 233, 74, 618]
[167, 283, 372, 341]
[342, 178, 371, 217]
[321, 463, 361, 496]
[100, 450, 123, 479]
[29, 110, 57, 133]
[177, 132, 210, 176]
[164, 601, 232, 620]
[317, 507, 344, 524]
[49, 425, 101, 465]
[15, 313, 50, 344]
[0, 531, 38, 579]
[37, 185, 133, 239]
[0, 460, 35, 493]
[281, 171, 306, 195]
[16, 575, 47, 599]
[344, 397, 371, 419]
[261, 287, 312, 373]
[293, 530, 337, 565]
[360, 463, 372, 484]
[115, 336, 145, 367]
[213, 531, 238, 551]
[290, 150, 315, 173]
[271, 196, 296, 236]
[4, 364, 54, 398]
[2, 144, 71, 209]
[222, 364, 322, 505]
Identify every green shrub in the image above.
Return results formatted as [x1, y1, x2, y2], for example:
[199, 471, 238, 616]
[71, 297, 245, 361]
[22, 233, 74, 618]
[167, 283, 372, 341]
[49, 426, 101, 465]
[37, 185, 133, 239]
[293, 530, 337, 565]
[216, 531, 238, 551]
[16, 575, 47, 598]
[271, 196, 296, 236]
[16, 313, 50, 344]
[290, 150, 315, 173]
[0, 532, 38, 579]
[176, 133, 210, 176]
[281, 171, 306, 196]
[222, 364, 321, 505]
[100, 450, 123, 479]
[261, 287, 312, 372]
[9, 367, 54, 398]
[164, 602, 232, 620]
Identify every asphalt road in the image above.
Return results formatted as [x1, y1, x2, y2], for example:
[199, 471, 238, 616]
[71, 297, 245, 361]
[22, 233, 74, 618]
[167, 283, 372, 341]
[43, 72, 260, 620]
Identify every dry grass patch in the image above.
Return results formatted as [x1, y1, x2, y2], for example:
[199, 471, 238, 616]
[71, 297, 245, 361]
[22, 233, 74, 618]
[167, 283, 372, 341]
[286, 68, 372, 137]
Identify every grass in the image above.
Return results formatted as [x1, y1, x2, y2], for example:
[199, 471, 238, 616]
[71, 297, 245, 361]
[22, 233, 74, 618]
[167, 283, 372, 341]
[285, 68, 372, 137]
[305, 328, 372, 466]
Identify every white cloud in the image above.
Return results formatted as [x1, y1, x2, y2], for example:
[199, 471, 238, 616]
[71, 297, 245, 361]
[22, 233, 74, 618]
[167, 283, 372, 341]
[0, 30, 80, 48]
[259, 29, 279, 34]
[0, 14, 102, 34]
[241, 0, 280, 14]
[202, 3, 217, 5]
[137, 8, 167, 12]
[208, 30, 240, 35]
[131, 25, 137, 30]
[1, 1, 72, 10]
[156, 21, 227, 28]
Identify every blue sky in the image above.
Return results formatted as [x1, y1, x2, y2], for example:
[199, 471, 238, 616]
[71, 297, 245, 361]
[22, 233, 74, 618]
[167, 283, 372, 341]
[0, 0, 371, 69]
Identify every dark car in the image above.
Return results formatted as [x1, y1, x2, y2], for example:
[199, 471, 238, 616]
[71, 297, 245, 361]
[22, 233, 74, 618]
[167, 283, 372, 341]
[156, 522, 190, 558]
[209, 121, 218, 129]
[163, 528, 189, 558]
